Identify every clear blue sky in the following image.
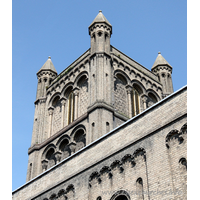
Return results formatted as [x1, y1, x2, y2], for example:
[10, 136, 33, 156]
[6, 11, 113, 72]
[12, 0, 187, 191]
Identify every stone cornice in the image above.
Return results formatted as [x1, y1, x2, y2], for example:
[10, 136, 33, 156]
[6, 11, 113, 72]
[37, 69, 57, 77]
[90, 52, 111, 59]
[87, 101, 129, 121]
[34, 97, 47, 105]
[28, 113, 88, 155]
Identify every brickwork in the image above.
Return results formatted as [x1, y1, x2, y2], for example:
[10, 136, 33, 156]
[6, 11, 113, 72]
[13, 87, 187, 200]
[114, 77, 128, 117]
[13, 11, 186, 200]
[78, 79, 88, 117]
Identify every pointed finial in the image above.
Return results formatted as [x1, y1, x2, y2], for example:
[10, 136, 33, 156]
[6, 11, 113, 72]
[158, 52, 161, 54]
[48, 56, 51, 59]
[99, 10, 102, 13]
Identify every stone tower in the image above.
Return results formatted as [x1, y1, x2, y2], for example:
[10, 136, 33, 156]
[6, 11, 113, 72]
[31, 56, 57, 146]
[151, 52, 173, 97]
[13, 11, 187, 200]
[87, 10, 114, 141]
[26, 11, 174, 182]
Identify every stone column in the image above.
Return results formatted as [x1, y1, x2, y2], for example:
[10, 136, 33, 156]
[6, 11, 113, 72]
[126, 85, 133, 118]
[48, 107, 54, 138]
[68, 142, 76, 154]
[54, 151, 62, 164]
[73, 88, 79, 120]
[60, 98, 66, 128]
[141, 96, 148, 112]
[41, 160, 48, 172]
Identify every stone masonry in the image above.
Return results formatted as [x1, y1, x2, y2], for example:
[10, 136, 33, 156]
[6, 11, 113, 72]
[12, 11, 186, 200]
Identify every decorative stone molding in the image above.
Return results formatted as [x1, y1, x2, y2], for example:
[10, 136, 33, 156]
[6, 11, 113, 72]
[133, 148, 146, 162]
[60, 98, 67, 106]
[41, 160, 48, 171]
[39, 97, 47, 104]
[57, 189, 65, 197]
[99, 166, 112, 179]
[68, 142, 76, 154]
[121, 154, 135, 167]
[166, 129, 184, 149]
[49, 193, 57, 200]
[48, 107, 54, 115]
[179, 158, 187, 171]
[110, 190, 131, 200]
[125, 85, 132, 93]
[54, 151, 62, 164]
[89, 171, 101, 187]
[66, 184, 75, 194]
[110, 160, 124, 173]
[180, 123, 187, 135]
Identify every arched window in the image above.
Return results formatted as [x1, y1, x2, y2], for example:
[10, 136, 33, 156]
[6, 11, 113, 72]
[59, 139, 69, 152]
[147, 92, 158, 108]
[74, 129, 86, 152]
[115, 196, 128, 200]
[45, 148, 56, 169]
[136, 178, 144, 200]
[59, 139, 70, 160]
[132, 87, 140, 116]
[110, 190, 130, 200]
[179, 158, 187, 170]
[68, 91, 74, 124]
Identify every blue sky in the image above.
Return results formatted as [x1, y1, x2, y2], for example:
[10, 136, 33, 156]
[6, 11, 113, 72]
[12, 0, 187, 191]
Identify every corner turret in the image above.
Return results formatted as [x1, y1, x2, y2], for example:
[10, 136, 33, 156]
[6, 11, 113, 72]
[36, 56, 57, 99]
[151, 52, 173, 98]
[89, 10, 112, 55]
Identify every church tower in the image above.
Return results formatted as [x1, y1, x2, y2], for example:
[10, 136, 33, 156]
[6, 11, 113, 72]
[87, 11, 114, 142]
[26, 11, 170, 182]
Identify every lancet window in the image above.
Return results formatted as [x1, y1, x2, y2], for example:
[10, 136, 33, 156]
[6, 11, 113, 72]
[132, 87, 140, 116]
[68, 91, 74, 124]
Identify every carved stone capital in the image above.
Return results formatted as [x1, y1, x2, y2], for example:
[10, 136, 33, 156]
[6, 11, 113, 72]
[41, 159, 48, 170]
[125, 85, 132, 94]
[68, 142, 76, 153]
[54, 151, 62, 163]
[141, 95, 148, 103]
[60, 97, 67, 106]
[73, 87, 80, 96]
[48, 107, 54, 115]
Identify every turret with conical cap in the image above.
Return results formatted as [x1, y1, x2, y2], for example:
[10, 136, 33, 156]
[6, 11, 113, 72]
[31, 56, 57, 147]
[151, 52, 173, 97]
[89, 10, 112, 55]
[36, 56, 57, 99]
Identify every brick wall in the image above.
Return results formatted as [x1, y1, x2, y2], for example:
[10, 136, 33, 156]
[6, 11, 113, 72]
[13, 87, 187, 200]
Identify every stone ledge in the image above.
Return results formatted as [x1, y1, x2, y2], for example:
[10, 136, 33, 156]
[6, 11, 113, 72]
[28, 113, 88, 154]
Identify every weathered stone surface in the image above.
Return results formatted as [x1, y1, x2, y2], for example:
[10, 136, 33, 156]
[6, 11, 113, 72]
[12, 11, 186, 200]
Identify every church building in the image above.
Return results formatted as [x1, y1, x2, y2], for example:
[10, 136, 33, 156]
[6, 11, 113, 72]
[12, 11, 187, 200]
